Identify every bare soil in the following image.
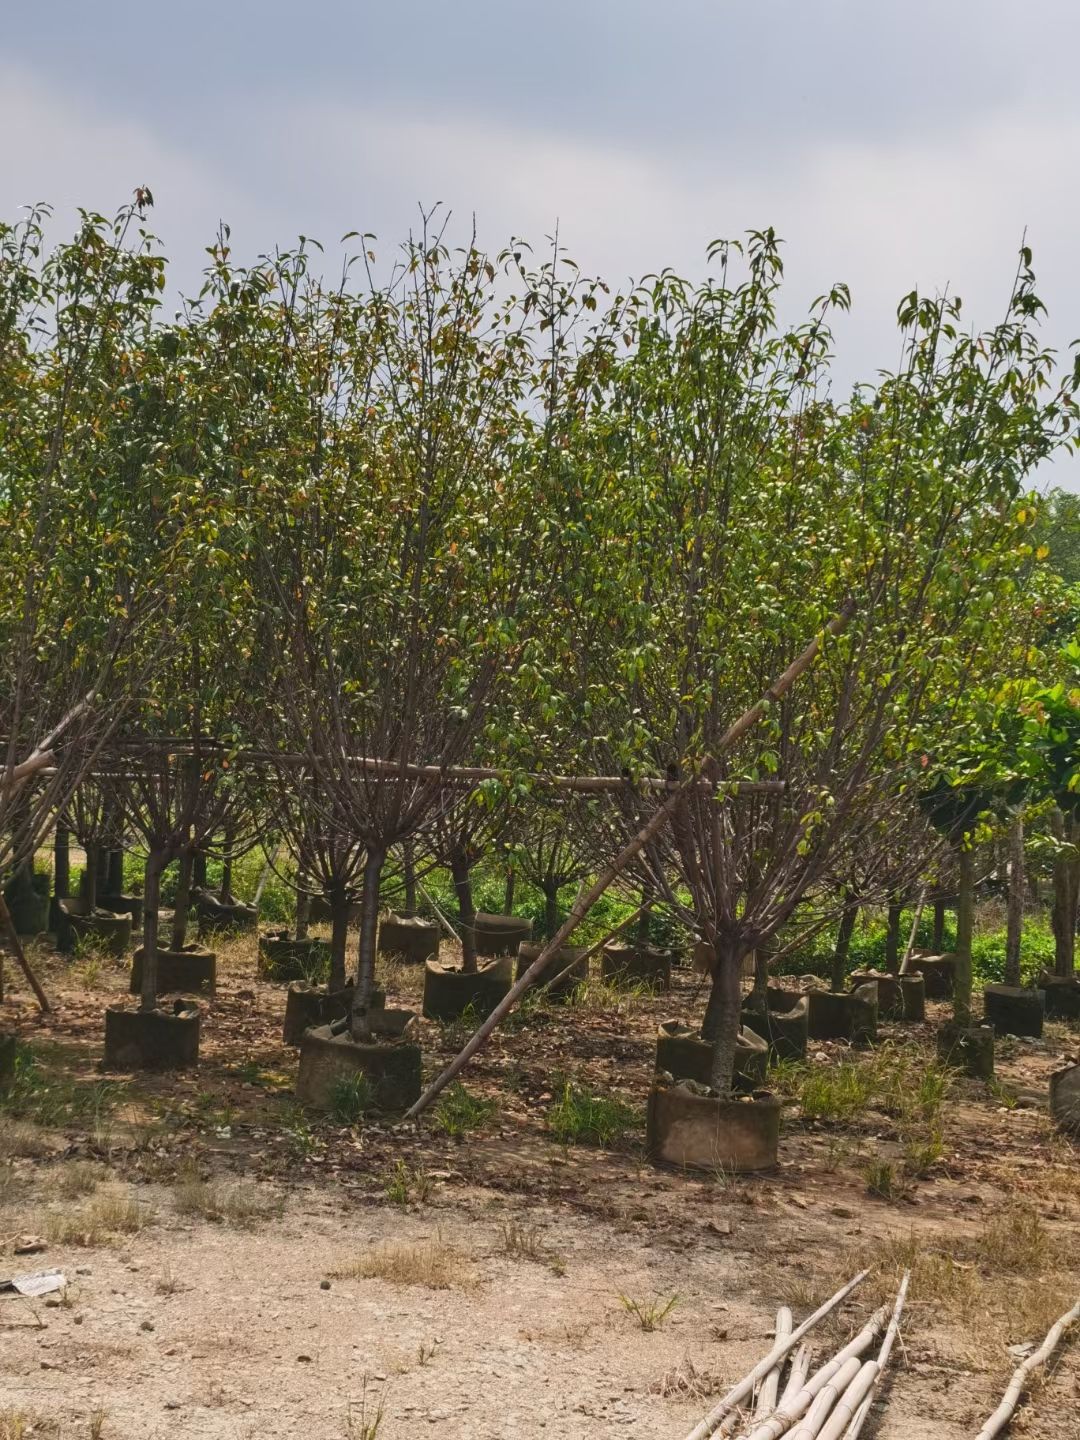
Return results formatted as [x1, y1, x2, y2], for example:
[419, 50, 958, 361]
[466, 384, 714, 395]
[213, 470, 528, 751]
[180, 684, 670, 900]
[1, 931, 1078, 1439]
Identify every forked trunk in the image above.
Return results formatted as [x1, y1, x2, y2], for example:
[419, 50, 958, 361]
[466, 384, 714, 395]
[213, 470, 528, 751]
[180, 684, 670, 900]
[53, 825, 70, 901]
[831, 893, 859, 993]
[884, 896, 903, 975]
[328, 885, 349, 992]
[1004, 815, 1025, 988]
[702, 938, 745, 1098]
[1051, 810, 1078, 979]
[402, 841, 417, 918]
[350, 848, 385, 1041]
[171, 850, 192, 952]
[954, 846, 975, 1027]
[451, 849, 478, 975]
[542, 877, 560, 939]
[140, 852, 165, 1013]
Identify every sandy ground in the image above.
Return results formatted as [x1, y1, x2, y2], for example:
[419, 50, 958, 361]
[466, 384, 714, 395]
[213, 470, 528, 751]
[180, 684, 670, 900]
[1, 930, 1078, 1439]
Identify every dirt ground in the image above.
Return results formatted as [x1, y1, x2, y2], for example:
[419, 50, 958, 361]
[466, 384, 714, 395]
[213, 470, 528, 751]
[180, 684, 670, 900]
[1, 930, 1078, 1440]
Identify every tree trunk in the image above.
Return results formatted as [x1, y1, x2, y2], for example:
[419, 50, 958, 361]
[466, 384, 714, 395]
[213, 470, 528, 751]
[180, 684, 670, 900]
[831, 894, 859, 993]
[1004, 815, 1025, 988]
[107, 847, 124, 895]
[704, 939, 745, 1098]
[193, 851, 208, 889]
[451, 849, 478, 975]
[54, 825, 70, 901]
[140, 852, 165, 1013]
[954, 846, 975, 1027]
[503, 864, 516, 915]
[351, 848, 385, 1041]
[84, 842, 99, 912]
[750, 937, 772, 1005]
[637, 894, 653, 947]
[171, 850, 192, 952]
[220, 846, 233, 903]
[328, 885, 349, 992]
[295, 874, 311, 944]
[932, 896, 946, 952]
[95, 844, 109, 896]
[1051, 810, 1078, 979]
[402, 841, 417, 918]
[542, 878, 560, 939]
[884, 896, 903, 975]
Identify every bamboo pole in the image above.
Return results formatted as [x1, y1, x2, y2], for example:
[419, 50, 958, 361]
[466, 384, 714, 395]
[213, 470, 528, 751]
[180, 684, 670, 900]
[899, 887, 927, 974]
[786, 1357, 862, 1440]
[756, 1309, 794, 1419]
[0, 894, 50, 1012]
[736, 1304, 890, 1440]
[682, 1270, 870, 1440]
[840, 1270, 910, 1440]
[417, 882, 460, 942]
[973, 1298, 1080, 1440]
[778, 1348, 811, 1410]
[407, 601, 858, 1122]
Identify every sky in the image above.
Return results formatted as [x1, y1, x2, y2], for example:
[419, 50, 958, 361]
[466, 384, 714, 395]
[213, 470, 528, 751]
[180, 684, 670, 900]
[3, 0, 1079, 490]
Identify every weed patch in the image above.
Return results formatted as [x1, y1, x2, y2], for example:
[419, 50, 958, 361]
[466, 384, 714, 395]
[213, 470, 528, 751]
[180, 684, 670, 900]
[547, 1083, 639, 1147]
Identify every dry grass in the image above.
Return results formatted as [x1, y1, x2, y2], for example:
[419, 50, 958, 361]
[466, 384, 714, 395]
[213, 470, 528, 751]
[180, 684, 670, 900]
[329, 1235, 475, 1290]
[0, 1413, 56, 1440]
[52, 1160, 109, 1199]
[500, 1221, 566, 1274]
[173, 1173, 284, 1228]
[650, 1355, 724, 1400]
[45, 1186, 152, 1247]
[0, 1117, 52, 1160]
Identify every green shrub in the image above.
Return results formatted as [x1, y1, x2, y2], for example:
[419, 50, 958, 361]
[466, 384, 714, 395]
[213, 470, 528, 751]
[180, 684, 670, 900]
[547, 1083, 640, 1147]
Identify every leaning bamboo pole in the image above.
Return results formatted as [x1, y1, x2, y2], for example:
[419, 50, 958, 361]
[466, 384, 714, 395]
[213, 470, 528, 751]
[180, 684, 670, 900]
[840, 1270, 910, 1440]
[899, 888, 927, 974]
[406, 601, 857, 1121]
[973, 1298, 1080, 1440]
[736, 1304, 890, 1440]
[682, 1270, 870, 1440]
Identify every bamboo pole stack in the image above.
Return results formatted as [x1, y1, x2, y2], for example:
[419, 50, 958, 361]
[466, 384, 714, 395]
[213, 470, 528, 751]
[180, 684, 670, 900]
[684, 1272, 911, 1440]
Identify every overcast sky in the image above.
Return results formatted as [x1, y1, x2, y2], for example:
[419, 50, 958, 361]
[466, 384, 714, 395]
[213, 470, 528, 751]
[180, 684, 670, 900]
[4, 1, 1079, 489]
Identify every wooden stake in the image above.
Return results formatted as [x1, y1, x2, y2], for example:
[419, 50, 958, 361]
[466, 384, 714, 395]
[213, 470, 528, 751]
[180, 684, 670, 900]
[973, 1298, 1080, 1440]
[0, 894, 50, 1013]
[682, 1270, 870, 1440]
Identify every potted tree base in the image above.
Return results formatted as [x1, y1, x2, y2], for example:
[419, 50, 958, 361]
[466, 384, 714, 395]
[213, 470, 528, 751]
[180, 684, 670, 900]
[807, 983, 878, 1043]
[103, 1000, 200, 1071]
[4, 869, 50, 936]
[516, 941, 587, 1000]
[98, 894, 145, 930]
[56, 900, 132, 958]
[1040, 973, 1080, 1020]
[475, 912, 533, 958]
[655, 1021, 768, 1091]
[1050, 1064, 1080, 1132]
[909, 953, 956, 1000]
[129, 945, 216, 997]
[283, 980, 386, 1047]
[848, 971, 926, 1023]
[422, 956, 513, 1021]
[983, 983, 1044, 1038]
[647, 1082, 781, 1172]
[742, 994, 809, 1062]
[193, 888, 257, 934]
[258, 932, 331, 984]
[378, 914, 439, 965]
[937, 1022, 995, 1079]
[296, 1013, 422, 1112]
[601, 943, 672, 992]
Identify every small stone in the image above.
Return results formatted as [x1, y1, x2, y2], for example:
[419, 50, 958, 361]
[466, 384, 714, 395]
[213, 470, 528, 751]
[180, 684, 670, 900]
[140, 1321, 155, 1333]
[164, 1401, 181, 1411]
[76, 1267, 92, 1276]
[319, 1280, 331, 1291]
[74, 1315, 84, 1325]
[831, 1206, 855, 1219]
[297, 1354, 313, 1363]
